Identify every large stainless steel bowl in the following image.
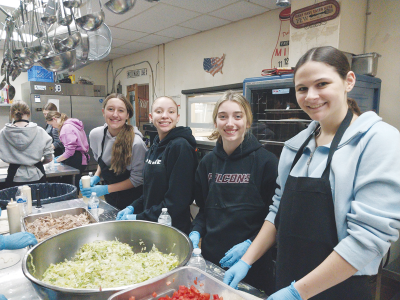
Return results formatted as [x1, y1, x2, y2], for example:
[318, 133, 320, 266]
[22, 221, 192, 300]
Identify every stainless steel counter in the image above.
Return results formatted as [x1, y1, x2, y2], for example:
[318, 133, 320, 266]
[0, 162, 80, 185]
[0, 199, 265, 300]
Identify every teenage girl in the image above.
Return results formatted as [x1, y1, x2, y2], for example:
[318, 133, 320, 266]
[45, 111, 90, 189]
[116, 96, 197, 235]
[0, 101, 53, 188]
[80, 93, 147, 210]
[189, 91, 278, 293]
[224, 46, 400, 300]
[43, 102, 64, 157]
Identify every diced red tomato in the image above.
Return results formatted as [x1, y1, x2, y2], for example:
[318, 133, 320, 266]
[166, 281, 172, 286]
[194, 277, 198, 285]
[157, 285, 219, 300]
[152, 291, 157, 297]
[128, 297, 135, 300]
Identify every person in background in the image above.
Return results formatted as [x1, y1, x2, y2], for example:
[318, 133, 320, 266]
[42, 102, 64, 157]
[45, 111, 89, 191]
[189, 91, 278, 294]
[0, 101, 53, 188]
[223, 46, 400, 299]
[80, 93, 147, 210]
[116, 96, 197, 235]
[0, 208, 37, 300]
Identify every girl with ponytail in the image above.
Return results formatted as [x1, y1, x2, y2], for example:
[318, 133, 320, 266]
[81, 93, 147, 209]
[45, 111, 90, 190]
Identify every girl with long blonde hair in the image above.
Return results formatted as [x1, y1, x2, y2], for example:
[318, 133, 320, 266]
[80, 93, 147, 209]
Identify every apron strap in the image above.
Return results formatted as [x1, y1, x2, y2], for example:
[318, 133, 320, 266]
[290, 126, 319, 172]
[5, 164, 20, 185]
[321, 109, 353, 179]
[99, 126, 108, 161]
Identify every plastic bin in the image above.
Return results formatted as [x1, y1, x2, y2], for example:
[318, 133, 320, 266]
[27, 66, 54, 82]
[0, 183, 77, 208]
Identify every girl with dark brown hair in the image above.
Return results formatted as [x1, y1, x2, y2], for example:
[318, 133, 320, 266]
[81, 93, 147, 209]
[43, 102, 64, 157]
[224, 46, 400, 299]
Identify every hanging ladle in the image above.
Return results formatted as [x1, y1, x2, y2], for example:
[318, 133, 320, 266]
[6, 68, 16, 100]
[105, 0, 136, 14]
[75, 0, 104, 31]
[54, 0, 81, 52]
[57, 0, 73, 26]
[41, 0, 57, 25]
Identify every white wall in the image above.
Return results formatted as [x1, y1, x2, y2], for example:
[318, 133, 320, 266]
[366, 0, 400, 130]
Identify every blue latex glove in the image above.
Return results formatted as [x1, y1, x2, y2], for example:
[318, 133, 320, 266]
[116, 206, 134, 220]
[79, 175, 101, 190]
[121, 214, 136, 220]
[0, 232, 38, 250]
[81, 185, 109, 198]
[54, 156, 60, 163]
[267, 282, 302, 300]
[0, 294, 7, 300]
[223, 259, 251, 289]
[90, 175, 101, 187]
[220, 239, 251, 268]
[189, 231, 200, 248]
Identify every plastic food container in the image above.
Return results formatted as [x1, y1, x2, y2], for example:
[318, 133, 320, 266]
[108, 266, 252, 300]
[351, 52, 381, 76]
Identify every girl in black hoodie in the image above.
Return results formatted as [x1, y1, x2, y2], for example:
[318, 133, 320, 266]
[116, 96, 197, 235]
[189, 91, 278, 294]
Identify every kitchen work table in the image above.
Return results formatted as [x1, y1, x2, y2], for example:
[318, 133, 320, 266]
[0, 162, 80, 187]
[0, 199, 266, 300]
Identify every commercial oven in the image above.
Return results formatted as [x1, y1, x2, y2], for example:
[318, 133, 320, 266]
[243, 74, 381, 157]
[21, 82, 106, 172]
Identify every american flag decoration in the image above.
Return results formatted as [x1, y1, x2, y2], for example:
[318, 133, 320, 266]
[203, 54, 225, 76]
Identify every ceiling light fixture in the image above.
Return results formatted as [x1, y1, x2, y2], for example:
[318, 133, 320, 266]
[276, 0, 290, 7]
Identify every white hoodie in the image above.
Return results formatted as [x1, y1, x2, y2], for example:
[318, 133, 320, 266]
[0, 122, 53, 182]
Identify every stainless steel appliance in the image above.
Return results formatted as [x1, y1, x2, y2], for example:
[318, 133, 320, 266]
[21, 82, 106, 171]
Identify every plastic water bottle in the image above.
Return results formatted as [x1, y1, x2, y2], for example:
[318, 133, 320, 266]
[15, 186, 27, 217]
[88, 192, 99, 220]
[158, 208, 172, 226]
[187, 248, 207, 272]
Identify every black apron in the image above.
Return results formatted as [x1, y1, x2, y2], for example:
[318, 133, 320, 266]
[98, 127, 143, 210]
[141, 143, 191, 235]
[275, 109, 373, 299]
[5, 120, 47, 188]
[202, 153, 274, 293]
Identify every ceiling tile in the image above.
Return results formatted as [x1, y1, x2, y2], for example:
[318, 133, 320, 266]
[135, 34, 175, 45]
[249, 0, 279, 10]
[109, 27, 148, 41]
[120, 41, 154, 52]
[110, 48, 136, 55]
[116, 3, 200, 33]
[112, 38, 130, 48]
[209, 1, 268, 21]
[156, 26, 200, 39]
[180, 15, 231, 32]
[162, 0, 238, 13]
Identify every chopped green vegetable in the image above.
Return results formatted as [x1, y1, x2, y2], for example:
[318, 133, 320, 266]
[41, 240, 179, 289]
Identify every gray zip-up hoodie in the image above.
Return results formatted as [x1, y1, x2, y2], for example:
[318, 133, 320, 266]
[0, 122, 53, 182]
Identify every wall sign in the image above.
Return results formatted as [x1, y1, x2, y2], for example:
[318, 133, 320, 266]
[271, 7, 291, 68]
[290, 0, 340, 29]
[203, 54, 225, 76]
[127, 68, 147, 78]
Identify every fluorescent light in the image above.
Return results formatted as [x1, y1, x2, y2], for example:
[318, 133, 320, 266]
[0, 0, 21, 8]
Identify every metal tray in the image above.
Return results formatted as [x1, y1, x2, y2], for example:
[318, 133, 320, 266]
[23, 207, 98, 238]
[108, 266, 253, 300]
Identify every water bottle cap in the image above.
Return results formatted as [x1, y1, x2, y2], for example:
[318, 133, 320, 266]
[193, 248, 202, 255]
[162, 208, 168, 212]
